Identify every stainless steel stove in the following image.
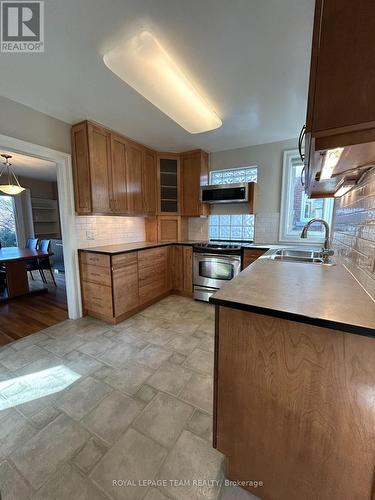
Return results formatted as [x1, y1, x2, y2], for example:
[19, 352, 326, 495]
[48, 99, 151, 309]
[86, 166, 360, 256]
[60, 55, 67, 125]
[193, 241, 242, 301]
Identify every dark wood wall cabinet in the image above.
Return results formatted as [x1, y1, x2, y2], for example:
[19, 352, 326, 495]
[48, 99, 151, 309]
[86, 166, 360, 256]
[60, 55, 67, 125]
[72, 121, 209, 220]
[79, 246, 193, 324]
[304, 0, 375, 197]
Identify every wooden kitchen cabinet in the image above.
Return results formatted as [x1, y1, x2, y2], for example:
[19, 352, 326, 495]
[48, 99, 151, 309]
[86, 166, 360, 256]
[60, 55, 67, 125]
[112, 253, 139, 316]
[126, 140, 144, 215]
[304, 0, 375, 197]
[110, 133, 129, 214]
[242, 248, 268, 270]
[138, 247, 169, 304]
[71, 122, 92, 214]
[142, 148, 157, 214]
[180, 150, 209, 216]
[168, 245, 193, 295]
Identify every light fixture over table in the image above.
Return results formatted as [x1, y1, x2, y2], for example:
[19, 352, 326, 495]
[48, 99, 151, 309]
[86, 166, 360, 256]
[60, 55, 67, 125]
[0, 154, 25, 195]
[103, 30, 222, 134]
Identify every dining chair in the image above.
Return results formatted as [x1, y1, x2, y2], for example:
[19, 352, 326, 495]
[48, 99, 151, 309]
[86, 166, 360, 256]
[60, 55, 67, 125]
[38, 240, 57, 287]
[26, 238, 40, 280]
[26, 238, 39, 250]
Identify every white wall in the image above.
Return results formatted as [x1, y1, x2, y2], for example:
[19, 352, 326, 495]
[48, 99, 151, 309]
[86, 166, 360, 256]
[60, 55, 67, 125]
[0, 96, 71, 153]
[189, 137, 298, 243]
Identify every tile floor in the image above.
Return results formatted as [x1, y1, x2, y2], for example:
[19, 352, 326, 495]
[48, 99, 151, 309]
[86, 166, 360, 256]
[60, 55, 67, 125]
[0, 295, 259, 500]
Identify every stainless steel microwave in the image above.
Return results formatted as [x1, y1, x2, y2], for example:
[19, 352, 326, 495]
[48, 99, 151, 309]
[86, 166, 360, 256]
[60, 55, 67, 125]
[200, 182, 253, 204]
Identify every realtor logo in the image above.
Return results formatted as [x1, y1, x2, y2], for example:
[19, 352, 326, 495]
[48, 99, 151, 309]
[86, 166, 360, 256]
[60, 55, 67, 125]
[1, 1, 44, 52]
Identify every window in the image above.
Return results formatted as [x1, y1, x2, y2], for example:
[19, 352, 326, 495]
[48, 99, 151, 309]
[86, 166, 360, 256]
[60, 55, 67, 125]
[0, 195, 17, 247]
[208, 167, 257, 241]
[279, 150, 334, 243]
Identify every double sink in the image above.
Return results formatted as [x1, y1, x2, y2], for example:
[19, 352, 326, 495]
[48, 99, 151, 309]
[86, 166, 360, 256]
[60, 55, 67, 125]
[263, 248, 335, 265]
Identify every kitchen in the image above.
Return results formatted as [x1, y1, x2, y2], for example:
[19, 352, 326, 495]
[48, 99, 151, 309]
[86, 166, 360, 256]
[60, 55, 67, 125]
[0, 1, 374, 500]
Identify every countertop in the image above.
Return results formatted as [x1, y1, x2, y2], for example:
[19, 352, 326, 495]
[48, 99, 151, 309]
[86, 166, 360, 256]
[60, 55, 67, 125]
[210, 258, 375, 337]
[78, 241, 287, 254]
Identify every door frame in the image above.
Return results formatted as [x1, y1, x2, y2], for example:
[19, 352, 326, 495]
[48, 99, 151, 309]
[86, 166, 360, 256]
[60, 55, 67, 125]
[0, 133, 82, 319]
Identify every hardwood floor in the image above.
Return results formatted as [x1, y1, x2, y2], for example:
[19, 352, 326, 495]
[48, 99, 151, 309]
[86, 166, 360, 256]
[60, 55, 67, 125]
[0, 272, 68, 346]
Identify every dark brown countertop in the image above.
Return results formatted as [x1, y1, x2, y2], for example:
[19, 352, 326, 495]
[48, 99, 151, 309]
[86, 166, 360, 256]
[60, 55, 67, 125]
[210, 258, 375, 337]
[78, 241, 287, 255]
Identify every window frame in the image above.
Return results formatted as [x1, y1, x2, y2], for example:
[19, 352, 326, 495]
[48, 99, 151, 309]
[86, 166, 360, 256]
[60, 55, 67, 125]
[279, 150, 334, 244]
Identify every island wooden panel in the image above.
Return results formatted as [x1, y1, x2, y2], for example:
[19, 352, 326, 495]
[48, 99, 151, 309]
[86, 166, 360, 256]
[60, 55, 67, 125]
[215, 306, 375, 500]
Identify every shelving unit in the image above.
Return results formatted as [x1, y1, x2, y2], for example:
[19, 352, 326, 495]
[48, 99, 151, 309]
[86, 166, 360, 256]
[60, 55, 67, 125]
[31, 197, 61, 239]
[159, 158, 178, 213]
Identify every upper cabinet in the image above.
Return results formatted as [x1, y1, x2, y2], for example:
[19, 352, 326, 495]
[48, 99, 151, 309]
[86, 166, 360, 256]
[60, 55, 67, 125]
[157, 154, 180, 215]
[180, 150, 209, 217]
[72, 121, 156, 216]
[304, 0, 375, 197]
[142, 149, 157, 215]
[126, 140, 144, 215]
[110, 133, 128, 214]
[71, 120, 210, 218]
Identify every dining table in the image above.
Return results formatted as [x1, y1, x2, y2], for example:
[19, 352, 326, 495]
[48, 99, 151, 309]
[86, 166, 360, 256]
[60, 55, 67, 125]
[0, 247, 53, 300]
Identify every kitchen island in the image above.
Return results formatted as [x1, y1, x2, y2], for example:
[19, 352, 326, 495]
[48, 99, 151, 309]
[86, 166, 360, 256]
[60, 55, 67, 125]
[210, 257, 375, 500]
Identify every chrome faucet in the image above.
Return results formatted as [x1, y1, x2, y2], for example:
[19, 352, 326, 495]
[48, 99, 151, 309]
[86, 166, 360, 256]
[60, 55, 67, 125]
[300, 218, 334, 262]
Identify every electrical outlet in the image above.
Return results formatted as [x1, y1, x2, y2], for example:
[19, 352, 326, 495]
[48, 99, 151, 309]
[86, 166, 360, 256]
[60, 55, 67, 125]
[86, 230, 95, 240]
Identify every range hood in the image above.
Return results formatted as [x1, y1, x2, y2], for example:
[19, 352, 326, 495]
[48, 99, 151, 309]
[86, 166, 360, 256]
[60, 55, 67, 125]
[200, 182, 255, 204]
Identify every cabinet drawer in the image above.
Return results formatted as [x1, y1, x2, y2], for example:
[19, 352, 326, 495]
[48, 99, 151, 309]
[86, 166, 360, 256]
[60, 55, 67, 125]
[80, 252, 110, 268]
[138, 247, 167, 264]
[112, 252, 137, 269]
[82, 281, 113, 318]
[81, 264, 111, 286]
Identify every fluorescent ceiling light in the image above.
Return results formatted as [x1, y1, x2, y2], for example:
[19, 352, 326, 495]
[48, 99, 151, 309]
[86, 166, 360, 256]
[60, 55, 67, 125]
[103, 31, 222, 134]
[320, 147, 344, 181]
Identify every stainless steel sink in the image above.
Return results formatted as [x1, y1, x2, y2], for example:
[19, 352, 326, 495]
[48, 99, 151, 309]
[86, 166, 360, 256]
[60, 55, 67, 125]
[264, 248, 335, 265]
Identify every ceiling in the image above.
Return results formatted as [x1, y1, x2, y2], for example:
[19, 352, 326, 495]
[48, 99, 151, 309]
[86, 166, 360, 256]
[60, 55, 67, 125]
[0, 0, 315, 152]
[0, 152, 57, 181]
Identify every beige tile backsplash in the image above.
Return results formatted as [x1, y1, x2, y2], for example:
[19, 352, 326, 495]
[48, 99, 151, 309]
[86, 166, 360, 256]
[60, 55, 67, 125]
[75, 216, 145, 248]
[333, 168, 375, 300]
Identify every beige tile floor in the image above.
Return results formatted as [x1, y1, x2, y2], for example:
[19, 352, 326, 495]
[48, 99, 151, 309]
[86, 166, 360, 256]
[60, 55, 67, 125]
[0, 295, 259, 500]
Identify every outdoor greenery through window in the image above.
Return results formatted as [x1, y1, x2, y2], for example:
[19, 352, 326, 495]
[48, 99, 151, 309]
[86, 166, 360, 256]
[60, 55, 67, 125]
[0, 196, 17, 247]
[208, 167, 257, 241]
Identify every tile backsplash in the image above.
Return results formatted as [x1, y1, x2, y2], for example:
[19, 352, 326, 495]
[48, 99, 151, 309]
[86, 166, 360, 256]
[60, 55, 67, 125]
[75, 216, 145, 248]
[333, 168, 375, 300]
[254, 212, 280, 244]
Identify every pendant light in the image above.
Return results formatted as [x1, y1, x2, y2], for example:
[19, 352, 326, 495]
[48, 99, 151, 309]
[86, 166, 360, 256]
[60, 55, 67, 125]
[0, 154, 25, 195]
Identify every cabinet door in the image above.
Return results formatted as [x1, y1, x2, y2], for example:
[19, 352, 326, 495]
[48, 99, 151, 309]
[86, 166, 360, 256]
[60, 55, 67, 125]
[182, 246, 193, 293]
[181, 150, 209, 216]
[138, 247, 168, 304]
[71, 122, 92, 214]
[142, 149, 157, 214]
[169, 245, 183, 291]
[242, 248, 268, 270]
[310, 0, 375, 132]
[158, 156, 180, 214]
[87, 123, 112, 213]
[127, 141, 144, 214]
[110, 134, 128, 214]
[112, 253, 139, 316]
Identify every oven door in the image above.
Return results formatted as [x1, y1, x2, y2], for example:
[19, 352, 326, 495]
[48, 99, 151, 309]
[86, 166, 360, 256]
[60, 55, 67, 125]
[193, 253, 241, 289]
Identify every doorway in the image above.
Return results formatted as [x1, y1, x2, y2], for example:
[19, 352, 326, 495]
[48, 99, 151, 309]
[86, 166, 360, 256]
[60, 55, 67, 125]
[0, 134, 82, 337]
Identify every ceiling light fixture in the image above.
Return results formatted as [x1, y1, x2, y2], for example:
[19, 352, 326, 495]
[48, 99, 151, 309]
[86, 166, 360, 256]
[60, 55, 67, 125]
[103, 30, 222, 134]
[320, 147, 344, 181]
[334, 178, 356, 198]
[0, 154, 25, 195]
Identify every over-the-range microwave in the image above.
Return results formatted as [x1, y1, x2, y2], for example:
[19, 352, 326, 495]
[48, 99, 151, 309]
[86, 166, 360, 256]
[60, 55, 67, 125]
[200, 182, 254, 204]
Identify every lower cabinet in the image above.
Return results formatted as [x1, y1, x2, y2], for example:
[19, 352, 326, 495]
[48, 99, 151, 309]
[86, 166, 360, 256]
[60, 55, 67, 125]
[242, 248, 268, 269]
[79, 245, 192, 324]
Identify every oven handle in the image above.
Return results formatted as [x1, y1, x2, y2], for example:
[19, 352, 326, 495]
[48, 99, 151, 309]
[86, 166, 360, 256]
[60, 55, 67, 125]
[193, 253, 241, 262]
